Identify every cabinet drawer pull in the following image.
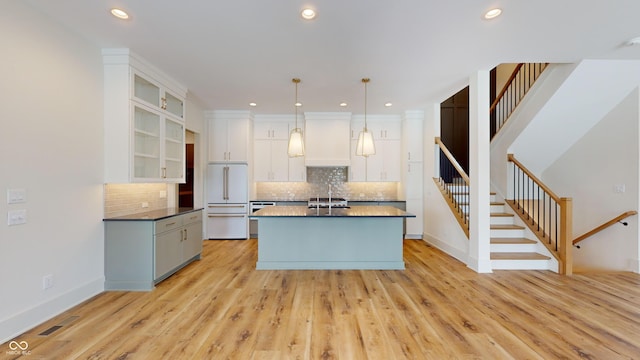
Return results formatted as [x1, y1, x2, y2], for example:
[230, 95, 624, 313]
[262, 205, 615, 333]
[165, 222, 176, 226]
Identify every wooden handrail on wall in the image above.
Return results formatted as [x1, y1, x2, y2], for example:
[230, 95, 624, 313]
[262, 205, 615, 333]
[573, 211, 638, 246]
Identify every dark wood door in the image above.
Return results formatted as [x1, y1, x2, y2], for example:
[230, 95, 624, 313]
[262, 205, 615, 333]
[179, 143, 194, 208]
[440, 87, 469, 174]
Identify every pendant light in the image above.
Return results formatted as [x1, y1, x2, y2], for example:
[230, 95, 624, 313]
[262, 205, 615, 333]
[288, 78, 305, 157]
[356, 78, 376, 157]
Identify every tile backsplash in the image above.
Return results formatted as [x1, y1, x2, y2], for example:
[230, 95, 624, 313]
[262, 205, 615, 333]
[255, 167, 399, 201]
[104, 183, 169, 217]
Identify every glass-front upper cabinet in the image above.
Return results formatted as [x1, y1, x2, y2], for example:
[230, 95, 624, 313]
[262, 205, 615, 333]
[163, 118, 185, 180]
[133, 71, 184, 120]
[103, 48, 187, 183]
[133, 105, 161, 179]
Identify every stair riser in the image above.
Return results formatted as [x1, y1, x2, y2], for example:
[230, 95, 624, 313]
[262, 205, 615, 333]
[452, 194, 497, 203]
[458, 204, 506, 214]
[491, 259, 552, 270]
[491, 229, 525, 238]
[490, 216, 515, 225]
[491, 244, 538, 253]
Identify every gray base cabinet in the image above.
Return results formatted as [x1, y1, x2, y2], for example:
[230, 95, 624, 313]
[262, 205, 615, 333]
[105, 210, 203, 291]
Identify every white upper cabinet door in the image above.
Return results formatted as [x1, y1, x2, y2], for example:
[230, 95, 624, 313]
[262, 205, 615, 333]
[254, 120, 289, 140]
[403, 117, 424, 162]
[367, 118, 401, 140]
[207, 113, 251, 162]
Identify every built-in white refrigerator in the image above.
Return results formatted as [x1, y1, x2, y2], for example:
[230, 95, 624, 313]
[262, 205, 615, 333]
[207, 163, 248, 239]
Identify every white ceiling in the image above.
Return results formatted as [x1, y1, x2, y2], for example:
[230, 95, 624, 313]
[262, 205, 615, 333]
[25, 0, 640, 114]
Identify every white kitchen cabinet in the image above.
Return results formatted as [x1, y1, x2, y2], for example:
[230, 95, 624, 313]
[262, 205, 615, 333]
[207, 111, 251, 162]
[367, 118, 402, 140]
[304, 112, 351, 167]
[405, 198, 424, 237]
[349, 139, 367, 181]
[402, 111, 424, 238]
[103, 49, 187, 183]
[254, 120, 289, 140]
[403, 114, 424, 162]
[365, 140, 401, 181]
[254, 139, 289, 181]
[104, 209, 203, 291]
[289, 156, 306, 182]
[133, 71, 184, 120]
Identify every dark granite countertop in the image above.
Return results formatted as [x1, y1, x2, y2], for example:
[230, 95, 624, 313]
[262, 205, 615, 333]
[103, 207, 204, 221]
[250, 205, 414, 218]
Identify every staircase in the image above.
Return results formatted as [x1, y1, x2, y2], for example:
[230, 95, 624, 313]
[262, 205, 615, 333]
[455, 189, 555, 271]
[488, 193, 554, 270]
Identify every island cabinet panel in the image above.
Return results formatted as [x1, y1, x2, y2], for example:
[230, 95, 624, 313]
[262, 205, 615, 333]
[252, 205, 414, 270]
[256, 217, 404, 270]
[104, 209, 203, 291]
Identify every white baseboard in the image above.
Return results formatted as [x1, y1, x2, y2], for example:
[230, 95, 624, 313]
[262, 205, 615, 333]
[629, 258, 640, 273]
[422, 233, 468, 265]
[1, 277, 104, 343]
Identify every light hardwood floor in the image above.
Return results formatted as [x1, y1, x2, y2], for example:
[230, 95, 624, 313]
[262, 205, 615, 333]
[4, 239, 640, 359]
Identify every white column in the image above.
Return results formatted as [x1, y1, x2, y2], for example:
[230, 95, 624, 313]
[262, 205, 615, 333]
[468, 70, 492, 273]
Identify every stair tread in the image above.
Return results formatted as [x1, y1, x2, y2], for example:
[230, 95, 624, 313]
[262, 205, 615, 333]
[491, 224, 525, 230]
[491, 252, 551, 260]
[491, 237, 537, 244]
[491, 213, 514, 217]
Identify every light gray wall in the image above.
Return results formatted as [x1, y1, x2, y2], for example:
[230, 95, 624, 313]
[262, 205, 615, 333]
[542, 88, 639, 271]
[0, 2, 104, 342]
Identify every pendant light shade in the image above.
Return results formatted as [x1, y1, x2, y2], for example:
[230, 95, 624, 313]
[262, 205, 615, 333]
[356, 78, 376, 157]
[288, 78, 305, 157]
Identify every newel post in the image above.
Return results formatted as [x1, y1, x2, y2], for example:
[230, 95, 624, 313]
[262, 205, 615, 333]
[559, 197, 573, 275]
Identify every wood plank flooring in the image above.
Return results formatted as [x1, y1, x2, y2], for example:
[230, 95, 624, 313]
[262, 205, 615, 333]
[3, 239, 640, 359]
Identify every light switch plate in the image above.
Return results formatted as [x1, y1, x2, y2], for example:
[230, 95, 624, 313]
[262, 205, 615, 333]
[7, 188, 27, 204]
[8, 209, 27, 225]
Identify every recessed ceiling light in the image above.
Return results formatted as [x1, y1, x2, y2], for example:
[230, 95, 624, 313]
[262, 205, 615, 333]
[339, 102, 347, 107]
[484, 8, 502, 20]
[249, 102, 257, 107]
[110, 8, 129, 20]
[384, 102, 393, 107]
[295, 102, 302, 107]
[301, 8, 316, 20]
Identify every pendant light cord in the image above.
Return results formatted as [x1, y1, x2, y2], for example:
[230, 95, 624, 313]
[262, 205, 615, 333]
[293, 78, 300, 128]
[362, 78, 370, 131]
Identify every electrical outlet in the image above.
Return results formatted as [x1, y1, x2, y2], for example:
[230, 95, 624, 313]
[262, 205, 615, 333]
[141, 202, 149, 208]
[159, 190, 167, 199]
[614, 184, 626, 193]
[43, 274, 53, 290]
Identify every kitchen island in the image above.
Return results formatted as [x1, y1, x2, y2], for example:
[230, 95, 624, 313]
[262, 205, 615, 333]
[250, 205, 415, 270]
